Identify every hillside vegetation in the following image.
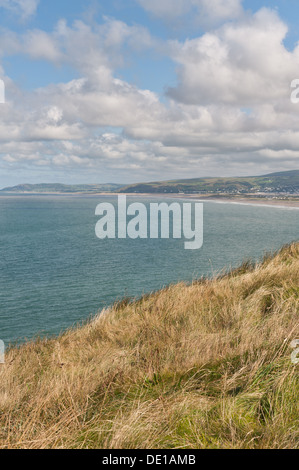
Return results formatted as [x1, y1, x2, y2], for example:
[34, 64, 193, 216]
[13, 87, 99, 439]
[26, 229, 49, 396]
[0, 243, 298, 449]
[2, 170, 298, 195]
[0, 183, 123, 193]
[119, 170, 299, 194]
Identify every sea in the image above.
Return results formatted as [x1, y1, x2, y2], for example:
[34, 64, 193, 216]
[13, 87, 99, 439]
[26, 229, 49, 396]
[0, 194, 298, 344]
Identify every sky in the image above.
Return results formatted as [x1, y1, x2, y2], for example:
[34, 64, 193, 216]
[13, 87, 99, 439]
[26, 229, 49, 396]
[0, 0, 299, 187]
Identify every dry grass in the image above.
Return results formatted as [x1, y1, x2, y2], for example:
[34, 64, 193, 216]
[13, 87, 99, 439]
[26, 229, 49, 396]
[0, 242, 298, 449]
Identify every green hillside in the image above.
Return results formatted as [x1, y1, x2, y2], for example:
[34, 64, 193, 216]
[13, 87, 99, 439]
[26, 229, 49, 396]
[0, 183, 123, 193]
[118, 170, 299, 194]
[2, 170, 298, 195]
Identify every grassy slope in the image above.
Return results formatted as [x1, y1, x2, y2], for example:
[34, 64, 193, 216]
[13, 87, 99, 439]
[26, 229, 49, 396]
[0, 243, 298, 449]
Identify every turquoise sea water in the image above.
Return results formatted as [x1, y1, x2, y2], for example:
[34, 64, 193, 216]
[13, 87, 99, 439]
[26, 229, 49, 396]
[0, 194, 298, 344]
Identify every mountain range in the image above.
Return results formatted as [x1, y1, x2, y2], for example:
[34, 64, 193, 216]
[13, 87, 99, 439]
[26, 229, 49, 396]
[1, 170, 298, 195]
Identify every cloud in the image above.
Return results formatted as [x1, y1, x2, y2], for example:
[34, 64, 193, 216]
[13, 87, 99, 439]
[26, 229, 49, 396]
[0, 17, 156, 83]
[0, 9, 299, 185]
[136, 0, 243, 28]
[23, 29, 62, 61]
[167, 8, 298, 107]
[0, 0, 39, 20]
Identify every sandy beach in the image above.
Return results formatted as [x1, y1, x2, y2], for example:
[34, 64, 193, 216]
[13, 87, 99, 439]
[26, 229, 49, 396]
[1, 191, 299, 208]
[117, 193, 299, 208]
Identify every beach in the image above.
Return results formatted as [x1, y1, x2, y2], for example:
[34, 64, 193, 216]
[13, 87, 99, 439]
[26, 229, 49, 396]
[1, 191, 299, 208]
[117, 193, 299, 208]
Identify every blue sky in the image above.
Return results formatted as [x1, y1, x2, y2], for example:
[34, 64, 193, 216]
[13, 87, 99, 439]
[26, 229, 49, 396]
[0, 0, 299, 187]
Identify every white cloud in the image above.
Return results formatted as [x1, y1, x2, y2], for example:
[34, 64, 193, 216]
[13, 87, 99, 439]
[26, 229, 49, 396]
[136, 0, 243, 27]
[0, 0, 39, 19]
[0, 17, 155, 87]
[167, 8, 298, 107]
[23, 29, 62, 61]
[0, 9, 299, 184]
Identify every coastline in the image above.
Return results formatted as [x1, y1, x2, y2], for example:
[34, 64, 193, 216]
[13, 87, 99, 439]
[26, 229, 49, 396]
[1, 191, 299, 208]
[115, 193, 299, 208]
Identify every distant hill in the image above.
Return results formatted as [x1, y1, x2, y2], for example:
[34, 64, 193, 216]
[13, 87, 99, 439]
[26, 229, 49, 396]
[2, 170, 298, 195]
[118, 170, 299, 194]
[0, 183, 124, 193]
